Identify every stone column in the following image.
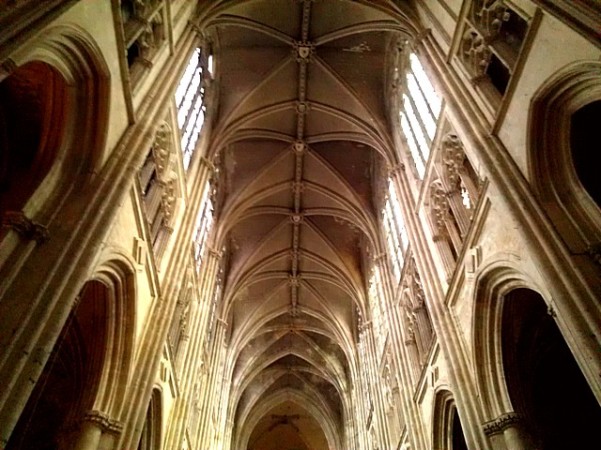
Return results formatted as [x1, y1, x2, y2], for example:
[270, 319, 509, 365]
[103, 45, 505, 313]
[73, 410, 123, 450]
[483, 412, 533, 450]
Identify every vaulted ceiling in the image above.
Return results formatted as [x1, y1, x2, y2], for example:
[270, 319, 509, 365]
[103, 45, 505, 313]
[197, 1, 418, 448]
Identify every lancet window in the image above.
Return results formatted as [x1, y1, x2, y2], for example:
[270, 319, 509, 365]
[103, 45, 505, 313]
[382, 178, 409, 284]
[175, 48, 207, 170]
[192, 180, 213, 272]
[119, 0, 167, 87]
[399, 52, 442, 178]
[138, 122, 178, 262]
[459, 0, 529, 104]
[368, 264, 388, 360]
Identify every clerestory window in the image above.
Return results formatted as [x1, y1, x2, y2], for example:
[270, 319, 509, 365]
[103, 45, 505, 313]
[193, 180, 213, 272]
[383, 178, 409, 284]
[368, 265, 388, 360]
[399, 53, 442, 178]
[175, 48, 207, 170]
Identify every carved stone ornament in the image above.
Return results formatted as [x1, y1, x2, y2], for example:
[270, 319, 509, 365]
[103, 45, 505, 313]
[483, 412, 522, 436]
[293, 140, 306, 154]
[295, 41, 314, 61]
[471, 0, 510, 40]
[152, 121, 173, 180]
[160, 177, 178, 222]
[1, 211, 49, 243]
[440, 134, 465, 189]
[429, 182, 451, 231]
[290, 213, 304, 224]
[412, 268, 426, 309]
[460, 28, 492, 80]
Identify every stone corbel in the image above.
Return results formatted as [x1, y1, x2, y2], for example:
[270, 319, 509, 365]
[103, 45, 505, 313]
[1, 211, 49, 244]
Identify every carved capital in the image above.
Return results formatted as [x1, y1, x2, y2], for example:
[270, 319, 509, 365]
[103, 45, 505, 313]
[82, 410, 123, 434]
[1, 211, 49, 244]
[483, 412, 522, 436]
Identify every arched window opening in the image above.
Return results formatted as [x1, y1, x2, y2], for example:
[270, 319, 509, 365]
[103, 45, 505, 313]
[193, 179, 214, 272]
[451, 407, 469, 450]
[398, 51, 442, 178]
[570, 100, 601, 209]
[502, 288, 601, 449]
[137, 389, 162, 450]
[6, 280, 108, 450]
[382, 178, 409, 284]
[433, 391, 469, 450]
[368, 264, 388, 360]
[175, 48, 209, 170]
[0, 62, 66, 226]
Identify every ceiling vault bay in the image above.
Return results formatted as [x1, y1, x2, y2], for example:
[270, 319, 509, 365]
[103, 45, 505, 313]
[196, 1, 417, 448]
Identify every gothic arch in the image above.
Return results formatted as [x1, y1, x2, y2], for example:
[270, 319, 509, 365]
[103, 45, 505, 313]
[89, 257, 137, 419]
[5, 257, 136, 450]
[473, 262, 601, 448]
[431, 389, 468, 450]
[499, 287, 601, 448]
[0, 25, 110, 245]
[528, 60, 601, 253]
[137, 388, 163, 450]
[472, 263, 544, 418]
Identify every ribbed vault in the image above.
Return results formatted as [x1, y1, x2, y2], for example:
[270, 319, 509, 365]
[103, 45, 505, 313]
[196, 1, 417, 447]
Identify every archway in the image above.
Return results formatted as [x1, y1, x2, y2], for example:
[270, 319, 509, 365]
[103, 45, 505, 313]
[137, 389, 162, 450]
[0, 61, 66, 228]
[5, 280, 108, 450]
[432, 390, 469, 450]
[529, 62, 601, 252]
[570, 99, 601, 209]
[501, 288, 601, 449]
[246, 400, 329, 450]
